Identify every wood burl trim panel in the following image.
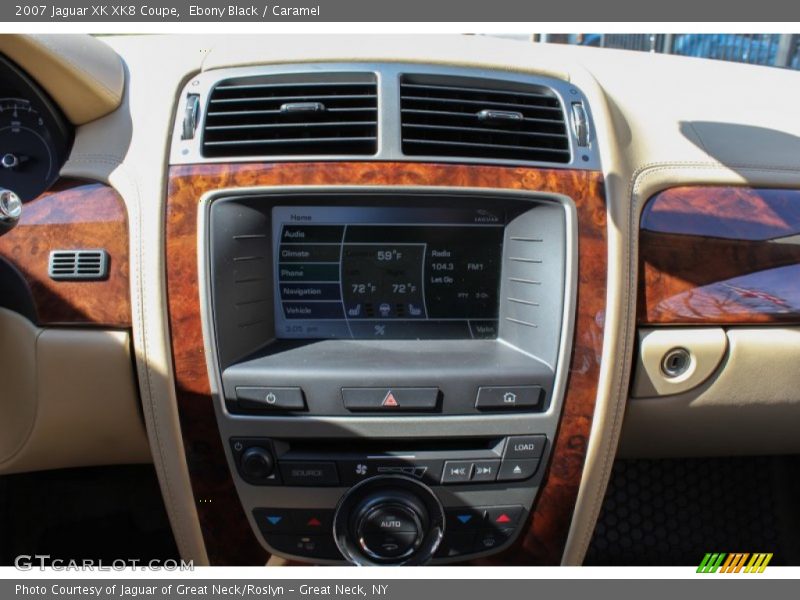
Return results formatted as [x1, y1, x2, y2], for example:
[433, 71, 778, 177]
[166, 162, 607, 566]
[0, 178, 131, 327]
[640, 186, 800, 325]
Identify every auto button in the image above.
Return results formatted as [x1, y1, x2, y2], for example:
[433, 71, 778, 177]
[357, 502, 424, 561]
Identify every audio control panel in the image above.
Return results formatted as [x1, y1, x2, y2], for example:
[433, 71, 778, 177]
[200, 188, 576, 565]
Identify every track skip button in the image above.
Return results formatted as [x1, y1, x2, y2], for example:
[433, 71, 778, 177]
[441, 461, 473, 484]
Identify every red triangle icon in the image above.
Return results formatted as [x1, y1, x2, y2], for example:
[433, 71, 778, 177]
[495, 513, 512, 524]
[307, 517, 322, 527]
[382, 391, 399, 407]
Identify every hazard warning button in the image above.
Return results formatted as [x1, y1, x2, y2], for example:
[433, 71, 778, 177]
[341, 387, 440, 412]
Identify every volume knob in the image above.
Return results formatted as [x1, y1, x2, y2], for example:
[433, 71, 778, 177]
[240, 446, 275, 481]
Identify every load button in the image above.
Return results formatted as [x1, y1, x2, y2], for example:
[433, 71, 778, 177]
[504, 435, 547, 460]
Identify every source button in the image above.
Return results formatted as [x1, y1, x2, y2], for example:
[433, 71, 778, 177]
[279, 461, 339, 486]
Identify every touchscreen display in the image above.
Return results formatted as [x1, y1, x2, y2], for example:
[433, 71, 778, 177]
[272, 206, 505, 339]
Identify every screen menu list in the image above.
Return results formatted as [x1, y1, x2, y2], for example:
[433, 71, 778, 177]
[273, 207, 505, 340]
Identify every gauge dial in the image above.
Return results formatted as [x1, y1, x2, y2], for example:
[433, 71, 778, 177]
[0, 98, 57, 201]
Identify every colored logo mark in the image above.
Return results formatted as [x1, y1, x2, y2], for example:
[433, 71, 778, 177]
[697, 552, 773, 573]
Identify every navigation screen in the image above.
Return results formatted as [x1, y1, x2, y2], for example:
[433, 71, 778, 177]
[272, 206, 506, 339]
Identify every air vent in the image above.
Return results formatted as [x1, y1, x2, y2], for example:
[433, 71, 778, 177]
[48, 250, 108, 281]
[400, 75, 570, 164]
[202, 72, 378, 157]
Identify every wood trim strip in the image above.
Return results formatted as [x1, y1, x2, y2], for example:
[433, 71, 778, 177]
[166, 162, 607, 566]
[639, 186, 800, 325]
[0, 178, 131, 327]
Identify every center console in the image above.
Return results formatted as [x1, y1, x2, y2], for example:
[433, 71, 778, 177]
[202, 189, 575, 564]
[165, 63, 606, 567]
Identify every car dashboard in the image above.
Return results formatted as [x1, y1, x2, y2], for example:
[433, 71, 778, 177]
[0, 33, 799, 567]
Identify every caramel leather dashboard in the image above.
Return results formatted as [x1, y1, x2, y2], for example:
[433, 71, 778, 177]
[4, 32, 799, 565]
[165, 161, 607, 565]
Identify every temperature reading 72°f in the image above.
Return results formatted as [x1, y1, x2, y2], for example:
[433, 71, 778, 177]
[392, 283, 418, 294]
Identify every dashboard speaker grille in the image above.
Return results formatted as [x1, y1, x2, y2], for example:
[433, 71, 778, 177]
[400, 74, 570, 163]
[202, 72, 378, 157]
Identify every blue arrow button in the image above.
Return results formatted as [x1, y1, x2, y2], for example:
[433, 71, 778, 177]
[267, 516, 283, 525]
[457, 515, 473, 524]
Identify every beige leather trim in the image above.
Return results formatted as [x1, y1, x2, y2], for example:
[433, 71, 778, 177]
[61, 34, 209, 565]
[0, 308, 38, 465]
[620, 327, 800, 458]
[0, 308, 151, 474]
[0, 34, 124, 125]
[632, 328, 728, 397]
[201, 34, 573, 81]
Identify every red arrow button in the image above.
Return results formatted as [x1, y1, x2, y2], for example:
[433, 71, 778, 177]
[495, 513, 512, 524]
[307, 517, 322, 527]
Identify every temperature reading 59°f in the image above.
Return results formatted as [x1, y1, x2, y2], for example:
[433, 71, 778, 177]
[377, 249, 403, 261]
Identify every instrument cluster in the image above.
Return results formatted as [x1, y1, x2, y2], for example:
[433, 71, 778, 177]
[0, 54, 72, 201]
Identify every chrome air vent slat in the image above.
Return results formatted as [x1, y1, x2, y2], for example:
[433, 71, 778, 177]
[400, 74, 571, 164]
[401, 109, 565, 130]
[205, 136, 377, 148]
[402, 123, 568, 140]
[205, 121, 376, 131]
[403, 138, 571, 162]
[401, 94, 563, 114]
[201, 72, 378, 158]
[209, 93, 377, 105]
[214, 81, 373, 92]
[400, 82, 554, 101]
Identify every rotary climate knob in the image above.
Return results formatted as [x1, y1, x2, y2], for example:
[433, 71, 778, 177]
[356, 492, 426, 560]
[334, 476, 444, 565]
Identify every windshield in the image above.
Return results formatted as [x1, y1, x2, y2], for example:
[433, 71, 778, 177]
[540, 34, 800, 70]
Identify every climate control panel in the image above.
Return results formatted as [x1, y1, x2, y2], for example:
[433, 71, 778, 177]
[228, 435, 549, 564]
